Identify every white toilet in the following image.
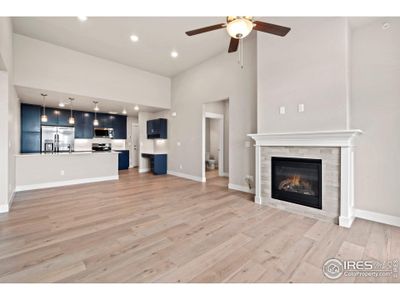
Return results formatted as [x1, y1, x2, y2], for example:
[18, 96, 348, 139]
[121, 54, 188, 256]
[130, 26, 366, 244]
[206, 152, 217, 170]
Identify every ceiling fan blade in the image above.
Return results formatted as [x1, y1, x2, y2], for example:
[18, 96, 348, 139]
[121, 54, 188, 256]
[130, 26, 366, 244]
[185, 23, 225, 36]
[253, 21, 291, 36]
[228, 38, 239, 53]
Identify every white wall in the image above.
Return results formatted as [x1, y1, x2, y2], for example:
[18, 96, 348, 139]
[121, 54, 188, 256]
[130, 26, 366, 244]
[13, 34, 171, 109]
[351, 18, 400, 217]
[169, 36, 257, 188]
[0, 17, 19, 212]
[257, 17, 350, 133]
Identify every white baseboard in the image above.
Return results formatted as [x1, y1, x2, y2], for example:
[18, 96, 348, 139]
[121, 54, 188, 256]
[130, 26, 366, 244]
[0, 204, 9, 213]
[138, 168, 150, 173]
[354, 209, 400, 227]
[167, 170, 205, 182]
[228, 183, 255, 194]
[0, 190, 16, 213]
[339, 215, 355, 228]
[15, 175, 119, 192]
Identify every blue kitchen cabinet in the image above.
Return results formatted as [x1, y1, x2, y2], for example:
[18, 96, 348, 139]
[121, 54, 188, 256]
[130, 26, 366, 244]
[95, 113, 113, 129]
[44, 108, 59, 126]
[42, 108, 72, 126]
[113, 115, 127, 139]
[57, 109, 71, 126]
[21, 132, 41, 153]
[141, 153, 167, 175]
[118, 150, 130, 170]
[147, 118, 167, 139]
[75, 111, 94, 139]
[21, 104, 41, 132]
[153, 154, 167, 174]
[21, 104, 41, 153]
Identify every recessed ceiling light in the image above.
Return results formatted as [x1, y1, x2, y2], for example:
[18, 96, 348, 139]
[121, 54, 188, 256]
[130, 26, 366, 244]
[134, 105, 139, 111]
[382, 22, 391, 30]
[109, 111, 117, 115]
[78, 16, 87, 22]
[122, 109, 127, 115]
[130, 35, 139, 42]
[59, 102, 65, 107]
[171, 51, 178, 58]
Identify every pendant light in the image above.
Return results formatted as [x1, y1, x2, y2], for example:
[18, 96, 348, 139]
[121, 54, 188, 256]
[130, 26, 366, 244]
[40, 93, 48, 122]
[93, 101, 99, 126]
[68, 97, 75, 125]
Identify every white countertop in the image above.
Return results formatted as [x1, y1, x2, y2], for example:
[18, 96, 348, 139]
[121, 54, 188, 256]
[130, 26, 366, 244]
[16, 151, 120, 157]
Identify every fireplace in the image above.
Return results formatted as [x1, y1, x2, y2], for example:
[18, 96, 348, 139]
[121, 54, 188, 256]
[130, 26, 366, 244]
[271, 157, 322, 209]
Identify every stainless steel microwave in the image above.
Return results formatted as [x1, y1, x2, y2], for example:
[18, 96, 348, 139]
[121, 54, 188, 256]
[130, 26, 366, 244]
[94, 128, 114, 139]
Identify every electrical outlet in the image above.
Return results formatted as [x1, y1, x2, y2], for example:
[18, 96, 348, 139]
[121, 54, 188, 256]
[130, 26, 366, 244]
[279, 106, 286, 115]
[60, 170, 65, 176]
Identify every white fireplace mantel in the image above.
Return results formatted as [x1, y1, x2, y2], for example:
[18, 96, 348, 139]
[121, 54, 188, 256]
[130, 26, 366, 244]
[248, 130, 362, 228]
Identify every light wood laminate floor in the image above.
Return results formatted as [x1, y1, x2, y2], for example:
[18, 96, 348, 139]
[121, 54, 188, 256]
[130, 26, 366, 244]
[0, 169, 399, 283]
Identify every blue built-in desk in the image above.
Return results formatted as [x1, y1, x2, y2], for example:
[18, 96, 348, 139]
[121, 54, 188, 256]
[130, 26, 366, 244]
[141, 153, 167, 175]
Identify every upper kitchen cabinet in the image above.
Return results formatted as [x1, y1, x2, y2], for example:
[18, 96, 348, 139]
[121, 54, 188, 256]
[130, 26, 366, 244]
[57, 109, 70, 126]
[75, 111, 94, 139]
[94, 113, 126, 139]
[21, 104, 41, 132]
[42, 108, 72, 127]
[113, 115, 127, 139]
[21, 104, 41, 153]
[147, 118, 167, 139]
[95, 113, 113, 129]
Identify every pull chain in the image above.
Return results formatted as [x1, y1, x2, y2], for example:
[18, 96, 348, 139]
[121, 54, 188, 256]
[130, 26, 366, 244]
[238, 39, 244, 69]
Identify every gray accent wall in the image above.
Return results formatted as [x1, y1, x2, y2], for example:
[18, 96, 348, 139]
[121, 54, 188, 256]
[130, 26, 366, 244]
[257, 17, 350, 132]
[351, 18, 400, 217]
[168, 36, 257, 187]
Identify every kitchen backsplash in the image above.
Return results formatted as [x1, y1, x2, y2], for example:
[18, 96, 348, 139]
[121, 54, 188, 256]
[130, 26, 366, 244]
[74, 138, 126, 151]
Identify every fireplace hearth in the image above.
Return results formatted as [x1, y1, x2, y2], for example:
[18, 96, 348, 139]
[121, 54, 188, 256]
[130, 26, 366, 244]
[271, 157, 322, 209]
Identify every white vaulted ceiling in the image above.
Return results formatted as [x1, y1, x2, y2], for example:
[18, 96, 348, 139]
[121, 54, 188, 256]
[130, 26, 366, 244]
[12, 17, 235, 77]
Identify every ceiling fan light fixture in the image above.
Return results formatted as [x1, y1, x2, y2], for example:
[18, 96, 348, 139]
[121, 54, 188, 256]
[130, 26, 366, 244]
[226, 17, 253, 39]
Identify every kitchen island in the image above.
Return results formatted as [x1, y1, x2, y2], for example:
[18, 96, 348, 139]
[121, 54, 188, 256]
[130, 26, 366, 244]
[15, 151, 119, 191]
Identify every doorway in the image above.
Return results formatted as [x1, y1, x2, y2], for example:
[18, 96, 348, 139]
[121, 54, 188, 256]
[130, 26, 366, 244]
[130, 123, 139, 168]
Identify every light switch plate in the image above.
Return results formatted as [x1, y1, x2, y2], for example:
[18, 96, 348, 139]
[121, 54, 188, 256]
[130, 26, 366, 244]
[298, 104, 305, 112]
[279, 106, 286, 114]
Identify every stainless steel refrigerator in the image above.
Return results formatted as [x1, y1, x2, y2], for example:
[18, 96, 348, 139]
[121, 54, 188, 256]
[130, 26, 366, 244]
[41, 126, 75, 152]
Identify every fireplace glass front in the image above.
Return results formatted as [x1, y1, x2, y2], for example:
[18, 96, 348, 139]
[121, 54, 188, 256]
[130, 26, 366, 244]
[271, 157, 322, 209]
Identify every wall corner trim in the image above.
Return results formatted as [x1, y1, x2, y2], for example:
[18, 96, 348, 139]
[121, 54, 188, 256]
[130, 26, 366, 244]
[228, 183, 255, 194]
[354, 209, 400, 227]
[167, 170, 204, 183]
[138, 168, 150, 173]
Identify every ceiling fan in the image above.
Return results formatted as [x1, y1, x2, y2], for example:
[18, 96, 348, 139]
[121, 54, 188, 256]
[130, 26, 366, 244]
[186, 16, 291, 53]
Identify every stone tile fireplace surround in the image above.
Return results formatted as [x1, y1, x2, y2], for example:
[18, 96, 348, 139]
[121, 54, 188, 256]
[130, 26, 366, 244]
[248, 130, 362, 228]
